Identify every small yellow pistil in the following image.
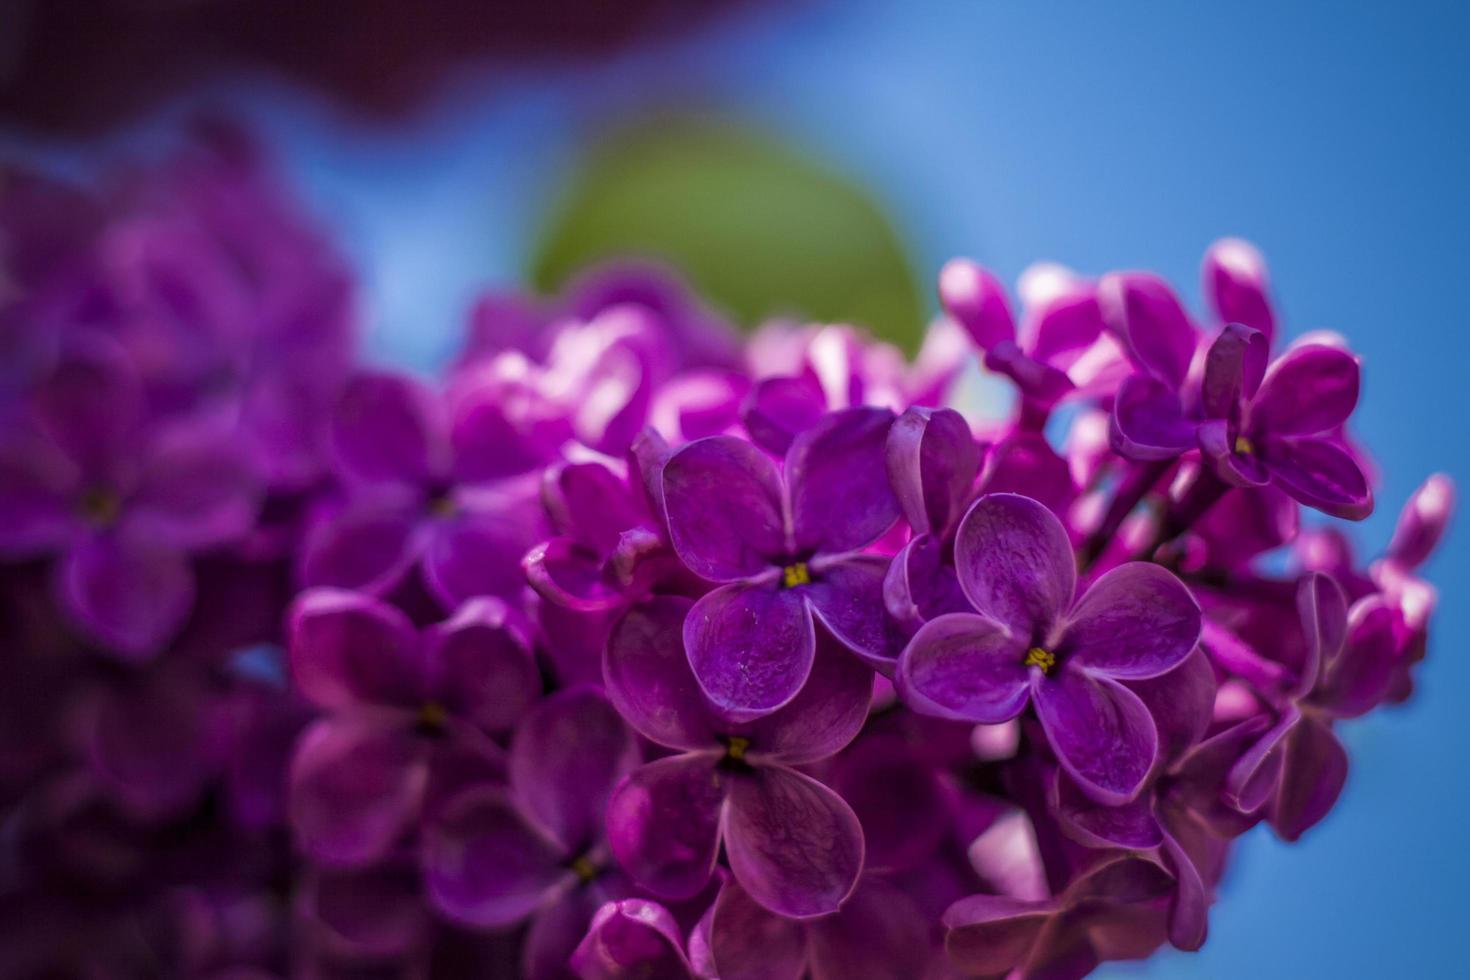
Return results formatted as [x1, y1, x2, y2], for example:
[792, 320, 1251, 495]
[416, 701, 449, 732]
[781, 562, 811, 588]
[1024, 647, 1056, 674]
[427, 493, 458, 519]
[78, 487, 121, 528]
[1233, 435, 1254, 456]
[570, 855, 599, 882]
[725, 736, 751, 762]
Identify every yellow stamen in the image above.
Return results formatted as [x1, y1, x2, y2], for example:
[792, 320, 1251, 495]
[416, 701, 449, 731]
[725, 736, 751, 761]
[78, 487, 121, 528]
[781, 562, 811, 588]
[1024, 647, 1056, 674]
[570, 855, 598, 882]
[427, 493, 458, 519]
[1233, 435, 1254, 456]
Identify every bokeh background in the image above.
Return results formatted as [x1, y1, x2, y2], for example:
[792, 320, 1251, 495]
[3, 1, 1466, 975]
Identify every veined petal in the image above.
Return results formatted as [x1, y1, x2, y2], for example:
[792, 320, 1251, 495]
[742, 373, 828, 456]
[1099, 272, 1197, 388]
[953, 492, 1075, 638]
[662, 436, 786, 582]
[605, 754, 725, 901]
[572, 899, 695, 980]
[1063, 562, 1201, 680]
[1250, 344, 1360, 436]
[1110, 374, 1196, 461]
[1260, 435, 1373, 521]
[787, 407, 899, 556]
[1034, 668, 1159, 805]
[684, 583, 814, 721]
[1270, 715, 1347, 842]
[896, 613, 1030, 724]
[805, 555, 903, 671]
[1200, 323, 1267, 421]
[885, 406, 979, 536]
[744, 633, 873, 766]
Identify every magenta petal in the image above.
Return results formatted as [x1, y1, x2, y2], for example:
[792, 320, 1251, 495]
[742, 373, 828, 456]
[897, 613, 1030, 723]
[805, 555, 902, 671]
[1126, 649, 1217, 766]
[331, 371, 443, 486]
[942, 894, 1051, 977]
[423, 597, 540, 732]
[1225, 709, 1297, 815]
[1062, 562, 1201, 680]
[685, 583, 814, 721]
[745, 634, 873, 766]
[289, 718, 428, 867]
[543, 460, 644, 555]
[421, 787, 568, 928]
[1203, 238, 1276, 344]
[572, 899, 694, 980]
[1200, 323, 1268, 420]
[58, 532, 194, 659]
[524, 538, 623, 612]
[807, 878, 934, 980]
[979, 431, 1078, 519]
[605, 754, 725, 901]
[129, 425, 260, 548]
[31, 338, 142, 477]
[885, 406, 979, 536]
[883, 533, 968, 628]
[787, 407, 899, 556]
[723, 766, 863, 919]
[1271, 716, 1348, 842]
[1161, 830, 1210, 951]
[1034, 668, 1159, 805]
[1386, 473, 1454, 570]
[1319, 596, 1397, 718]
[1250, 344, 1360, 436]
[300, 504, 420, 596]
[953, 492, 1075, 637]
[1260, 435, 1373, 521]
[939, 258, 1016, 351]
[1100, 272, 1197, 388]
[985, 339, 1075, 407]
[603, 597, 718, 751]
[1054, 772, 1163, 850]
[525, 883, 617, 980]
[288, 589, 423, 711]
[1295, 571, 1348, 699]
[706, 880, 809, 980]
[510, 688, 639, 853]
[662, 436, 787, 582]
[1110, 375, 1196, 460]
[1198, 419, 1270, 488]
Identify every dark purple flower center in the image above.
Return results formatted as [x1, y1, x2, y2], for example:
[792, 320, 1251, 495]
[568, 854, 600, 883]
[78, 486, 121, 527]
[414, 700, 449, 737]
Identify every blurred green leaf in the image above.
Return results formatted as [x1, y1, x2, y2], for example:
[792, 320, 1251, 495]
[530, 117, 926, 353]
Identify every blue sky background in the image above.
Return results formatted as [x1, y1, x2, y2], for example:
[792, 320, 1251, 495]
[7, 1, 1467, 975]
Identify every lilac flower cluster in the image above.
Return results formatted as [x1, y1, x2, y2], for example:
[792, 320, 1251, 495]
[0, 132, 1451, 980]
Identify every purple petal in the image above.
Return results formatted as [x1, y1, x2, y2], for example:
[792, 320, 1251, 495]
[705, 880, 809, 980]
[723, 766, 864, 919]
[1062, 562, 1201, 680]
[1054, 772, 1163, 850]
[299, 503, 420, 596]
[744, 633, 873, 765]
[31, 338, 142, 478]
[1295, 571, 1348, 699]
[524, 537, 623, 612]
[1260, 435, 1373, 521]
[1250, 344, 1360, 436]
[287, 588, 423, 711]
[1386, 473, 1454, 571]
[1202, 238, 1276, 344]
[331, 371, 443, 487]
[885, 406, 979, 536]
[953, 492, 1075, 637]
[58, 533, 194, 659]
[941, 894, 1051, 977]
[742, 373, 828, 456]
[787, 407, 899, 556]
[1126, 648, 1217, 767]
[422, 492, 544, 608]
[1200, 323, 1268, 420]
[662, 436, 786, 582]
[543, 460, 644, 555]
[0, 439, 78, 557]
[423, 597, 541, 732]
[289, 717, 428, 866]
[1319, 596, 1397, 718]
[805, 555, 902, 671]
[1198, 419, 1270, 488]
[1160, 830, 1210, 951]
[571, 899, 694, 980]
[1110, 375, 1196, 460]
[449, 381, 564, 482]
[603, 596, 718, 751]
[1099, 272, 1197, 387]
[1271, 715, 1347, 842]
[525, 882, 618, 980]
[939, 258, 1016, 351]
[1225, 709, 1297, 815]
[511, 687, 640, 853]
[883, 533, 968, 628]
[896, 613, 1030, 723]
[1034, 668, 1159, 805]
[605, 754, 725, 901]
[984, 340, 1076, 408]
[978, 431, 1078, 519]
[806, 875, 935, 980]
[684, 583, 814, 721]
[128, 424, 260, 548]
[421, 787, 568, 928]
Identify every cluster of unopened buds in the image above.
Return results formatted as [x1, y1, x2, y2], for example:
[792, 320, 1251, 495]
[0, 129, 1451, 980]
